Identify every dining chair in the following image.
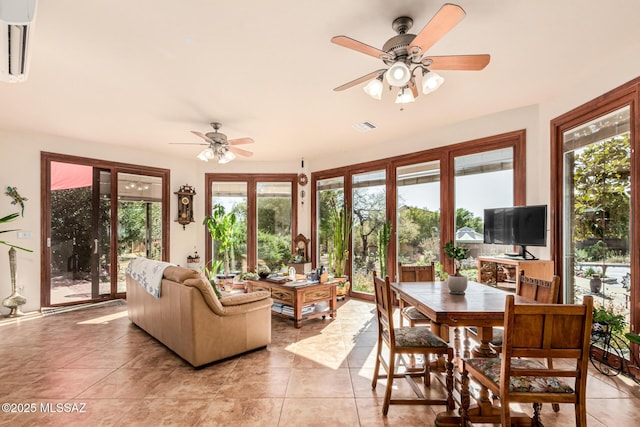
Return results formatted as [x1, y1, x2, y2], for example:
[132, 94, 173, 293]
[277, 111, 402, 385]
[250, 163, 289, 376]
[460, 294, 593, 427]
[371, 271, 455, 415]
[464, 272, 561, 355]
[397, 262, 434, 327]
[465, 272, 562, 411]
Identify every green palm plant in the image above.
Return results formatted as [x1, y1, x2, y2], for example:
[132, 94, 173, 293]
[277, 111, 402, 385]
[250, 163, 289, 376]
[0, 212, 32, 252]
[203, 204, 237, 275]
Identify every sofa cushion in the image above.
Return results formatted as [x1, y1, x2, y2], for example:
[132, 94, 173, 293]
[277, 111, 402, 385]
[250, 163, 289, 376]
[220, 291, 271, 306]
[183, 278, 226, 315]
[164, 266, 201, 283]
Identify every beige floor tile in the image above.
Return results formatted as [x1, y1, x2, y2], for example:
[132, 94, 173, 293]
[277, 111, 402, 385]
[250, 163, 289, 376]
[279, 398, 360, 426]
[286, 367, 354, 398]
[197, 398, 284, 426]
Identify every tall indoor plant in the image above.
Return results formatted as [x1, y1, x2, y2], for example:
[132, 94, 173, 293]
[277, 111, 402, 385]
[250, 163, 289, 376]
[377, 220, 392, 278]
[329, 199, 352, 278]
[444, 240, 469, 294]
[203, 204, 237, 275]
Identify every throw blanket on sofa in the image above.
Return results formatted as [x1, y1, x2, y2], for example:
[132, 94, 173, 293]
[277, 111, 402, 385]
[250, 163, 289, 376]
[125, 258, 174, 298]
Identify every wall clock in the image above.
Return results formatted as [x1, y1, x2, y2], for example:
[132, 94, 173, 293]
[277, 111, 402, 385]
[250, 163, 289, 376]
[174, 184, 196, 229]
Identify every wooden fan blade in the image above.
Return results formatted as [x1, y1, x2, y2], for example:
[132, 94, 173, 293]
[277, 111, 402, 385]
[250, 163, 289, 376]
[334, 69, 386, 91]
[228, 137, 254, 145]
[425, 54, 490, 70]
[229, 146, 253, 157]
[408, 4, 466, 57]
[190, 131, 214, 144]
[331, 36, 393, 60]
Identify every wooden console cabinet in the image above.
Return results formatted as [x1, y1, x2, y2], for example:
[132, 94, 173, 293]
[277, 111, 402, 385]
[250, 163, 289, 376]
[246, 279, 337, 328]
[477, 256, 554, 292]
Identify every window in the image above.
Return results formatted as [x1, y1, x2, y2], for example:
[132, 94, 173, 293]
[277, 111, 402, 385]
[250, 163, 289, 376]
[552, 78, 640, 374]
[312, 131, 525, 299]
[352, 169, 387, 294]
[315, 176, 345, 271]
[396, 161, 441, 268]
[205, 174, 297, 274]
[453, 148, 514, 278]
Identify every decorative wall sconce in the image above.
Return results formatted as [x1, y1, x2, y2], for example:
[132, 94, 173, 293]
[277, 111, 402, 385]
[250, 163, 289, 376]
[175, 184, 196, 229]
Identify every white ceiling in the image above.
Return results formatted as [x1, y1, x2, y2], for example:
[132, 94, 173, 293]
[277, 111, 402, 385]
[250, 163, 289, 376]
[1, 0, 638, 163]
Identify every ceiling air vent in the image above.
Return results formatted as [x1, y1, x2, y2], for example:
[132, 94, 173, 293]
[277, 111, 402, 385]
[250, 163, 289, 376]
[352, 121, 376, 132]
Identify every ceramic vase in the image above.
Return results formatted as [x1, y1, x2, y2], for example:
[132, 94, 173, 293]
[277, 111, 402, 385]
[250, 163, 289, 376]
[447, 275, 468, 295]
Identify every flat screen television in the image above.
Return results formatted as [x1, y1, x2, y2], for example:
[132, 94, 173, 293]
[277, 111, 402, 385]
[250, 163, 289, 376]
[483, 205, 547, 259]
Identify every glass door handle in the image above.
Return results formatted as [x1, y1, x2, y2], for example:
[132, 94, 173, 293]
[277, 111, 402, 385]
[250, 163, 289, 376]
[94, 238, 99, 255]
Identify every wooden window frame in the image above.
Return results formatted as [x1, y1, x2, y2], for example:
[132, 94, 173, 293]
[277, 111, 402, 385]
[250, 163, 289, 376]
[550, 77, 639, 335]
[204, 173, 298, 272]
[311, 130, 526, 299]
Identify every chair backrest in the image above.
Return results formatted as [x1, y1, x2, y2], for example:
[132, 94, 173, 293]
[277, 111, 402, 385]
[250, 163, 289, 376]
[517, 271, 560, 304]
[500, 294, 594, 394]
[398, 262, 434, 282]
[373, 271, 395, 343]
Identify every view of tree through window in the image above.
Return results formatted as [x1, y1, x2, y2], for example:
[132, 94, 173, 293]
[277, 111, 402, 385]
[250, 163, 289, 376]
[397, 161, 441, 275]
[563, 106, 631, 326]
[257, 182, 292, 271]
[352, 170, 386, 294]
[211, 182, 247, 273]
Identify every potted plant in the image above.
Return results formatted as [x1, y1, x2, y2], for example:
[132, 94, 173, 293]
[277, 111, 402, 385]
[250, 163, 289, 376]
[203, 204, 237, 276]
[377, 220, 392, 277]
[584, 266, 602, 293]
[443, 240, 470, 295]
[592, 304, 626, 338]
[329, 198, 352, 296]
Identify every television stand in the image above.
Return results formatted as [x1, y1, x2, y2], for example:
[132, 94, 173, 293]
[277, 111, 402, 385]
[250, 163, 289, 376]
[518, 245, 538, 260]
[477, 256, 553, 292]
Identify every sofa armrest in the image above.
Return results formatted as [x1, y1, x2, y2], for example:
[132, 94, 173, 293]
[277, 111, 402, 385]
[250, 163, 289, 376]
[220, 291, 271, 306]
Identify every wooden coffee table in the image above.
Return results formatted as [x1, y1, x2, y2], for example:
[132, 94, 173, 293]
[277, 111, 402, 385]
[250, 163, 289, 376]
[246, 279, 337, 328]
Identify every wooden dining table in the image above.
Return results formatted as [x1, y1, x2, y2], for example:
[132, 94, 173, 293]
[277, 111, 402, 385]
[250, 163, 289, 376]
[390, 280, 536, 426]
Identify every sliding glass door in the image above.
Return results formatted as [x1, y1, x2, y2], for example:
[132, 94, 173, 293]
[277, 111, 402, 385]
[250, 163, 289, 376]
[48, 162, 111, 304]
[42, 153, 169, 307]
[562, 107, 631, 322]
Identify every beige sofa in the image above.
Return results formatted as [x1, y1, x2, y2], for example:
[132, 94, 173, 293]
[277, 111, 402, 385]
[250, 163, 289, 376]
[126, 265, 272, 367]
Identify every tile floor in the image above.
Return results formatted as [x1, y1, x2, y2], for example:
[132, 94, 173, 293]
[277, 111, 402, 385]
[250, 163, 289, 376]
[0, 298, 639, 426]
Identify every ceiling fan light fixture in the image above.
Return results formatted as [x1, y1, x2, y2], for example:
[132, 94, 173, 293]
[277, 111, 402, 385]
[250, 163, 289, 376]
[422, 69, 444, 94]
[197, 148, 214, 161]
[395, 87, 415, 104]
[363, 76, 384, 100]
[217, 150, 236, 164]
[385, 61, 411, 87]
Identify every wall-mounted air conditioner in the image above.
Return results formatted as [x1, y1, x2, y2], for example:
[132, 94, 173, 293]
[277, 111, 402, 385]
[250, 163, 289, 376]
[0, 0, 37, 83]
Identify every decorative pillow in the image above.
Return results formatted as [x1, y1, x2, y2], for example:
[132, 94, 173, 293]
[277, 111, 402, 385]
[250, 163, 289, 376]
[220, 291, 271, 306]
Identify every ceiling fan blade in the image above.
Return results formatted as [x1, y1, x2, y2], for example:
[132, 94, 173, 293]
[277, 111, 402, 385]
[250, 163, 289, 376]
[408, 4, 466, 57]
[168, 142, 208, 146]
[331, 36, 393, 60]
[229, 146, 253, 157]
[190, 130, 215, 144]
[334, 69, 386, 91]
[228, 137, 254, 145]
[424, 54, 490, 70]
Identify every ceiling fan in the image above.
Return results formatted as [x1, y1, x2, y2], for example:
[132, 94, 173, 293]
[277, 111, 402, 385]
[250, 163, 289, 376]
[170, 122, 254, 163]
[331, 3, 490, 104]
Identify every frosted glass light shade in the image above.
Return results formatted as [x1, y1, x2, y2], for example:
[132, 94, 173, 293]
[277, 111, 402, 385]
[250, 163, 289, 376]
[395, 87, 415, 104]
[422, 70, 444, 94]
[363, 77, 383, 100]
[197, 148, 214, 161]
[385, 61, 411, 87]
[218, 150, 236, 164]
